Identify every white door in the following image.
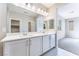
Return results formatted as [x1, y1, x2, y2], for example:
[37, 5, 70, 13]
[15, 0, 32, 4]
[42, 35, 50, 53]
[3, 39, 29, 56]
[50, 34, 55, 48]
[29, 36, 42, 56]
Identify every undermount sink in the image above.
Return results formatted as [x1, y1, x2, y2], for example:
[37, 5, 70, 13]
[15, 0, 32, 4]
[22, 33, 33, 36]
[22, 33, 27, 35]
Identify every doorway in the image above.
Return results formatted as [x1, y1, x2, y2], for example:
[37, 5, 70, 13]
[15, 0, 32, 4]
[65, 19, 74, 38]
[28, 22, 32, 32]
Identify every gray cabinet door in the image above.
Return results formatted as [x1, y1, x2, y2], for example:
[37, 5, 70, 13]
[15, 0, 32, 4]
[30, 37, 42, 56]
[4, 39, 29, 56]
[50, 34, 55, 48]
[42, 35, 50, 53]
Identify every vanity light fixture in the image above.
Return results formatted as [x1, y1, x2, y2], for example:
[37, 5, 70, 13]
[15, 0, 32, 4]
[31, 6, 36, 10]
[26, 3, 48, 16]
[37, 8, 41, 11]
[27, 3, 31, 8]
[13, 3, 48, 16]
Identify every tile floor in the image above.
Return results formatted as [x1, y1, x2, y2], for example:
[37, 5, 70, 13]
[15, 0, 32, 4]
[42, 48, 57, 56]
[42, 47, 77, 56]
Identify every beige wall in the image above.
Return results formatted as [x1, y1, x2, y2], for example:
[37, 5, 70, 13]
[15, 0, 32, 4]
[0, 3, 7, 56]
[48, 5, 56, 19]
[44, 5, 57, 30]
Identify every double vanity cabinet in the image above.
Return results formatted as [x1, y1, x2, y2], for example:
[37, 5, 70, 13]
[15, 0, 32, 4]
[1, 32, 55, 56]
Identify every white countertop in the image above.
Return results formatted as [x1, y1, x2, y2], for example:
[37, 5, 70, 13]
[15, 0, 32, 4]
[1, 32, 56, 42]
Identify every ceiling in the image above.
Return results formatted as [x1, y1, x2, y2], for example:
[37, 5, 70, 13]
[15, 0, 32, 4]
[41, 3, 55, 8]
[8, 3, 78, 19]
[55, 3, 68, 7]
[58, 3, 79, 19]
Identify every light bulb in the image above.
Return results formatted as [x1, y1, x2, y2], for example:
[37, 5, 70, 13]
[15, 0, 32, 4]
[27, 3, 31, 8]
[32, 6, 36, 10]
[46, 13, 48, 16]
[41, 10, 43, 13]
[44, 10, 47, 14]
[37, 8, 41, 12]
[40, 9, 44, 13]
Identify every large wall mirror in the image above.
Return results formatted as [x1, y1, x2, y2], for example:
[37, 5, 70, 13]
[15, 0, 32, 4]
[6, 4, 45, 33]
[6, 4, 37, 33]
[7, 18, 36, 33]
[49, 20, 54, 29]
[43, 21, 48, 29]
[43, 19, 54, 30]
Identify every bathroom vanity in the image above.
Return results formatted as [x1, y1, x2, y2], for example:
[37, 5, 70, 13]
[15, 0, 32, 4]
[0, 3, 56, 56]
[1, 32, 56, 56]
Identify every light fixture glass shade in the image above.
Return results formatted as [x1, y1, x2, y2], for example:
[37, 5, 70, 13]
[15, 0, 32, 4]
[25, 3, 48, 16]
[37, 8, 41, 12]
[31, 6, 36, 10]
[27, 3, 31, 8]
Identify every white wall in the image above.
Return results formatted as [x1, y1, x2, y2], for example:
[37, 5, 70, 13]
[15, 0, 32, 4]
[66, 17, 79, 38]
[57, 15, 66, 40]
[0, 3, 7, 56]
[58, 3, 79, 19]
[47, 5, 56, 19]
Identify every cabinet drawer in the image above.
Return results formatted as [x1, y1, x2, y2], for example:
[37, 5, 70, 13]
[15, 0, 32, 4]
[50, 35, 55, 48]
